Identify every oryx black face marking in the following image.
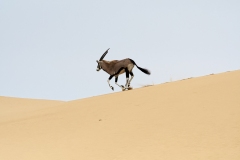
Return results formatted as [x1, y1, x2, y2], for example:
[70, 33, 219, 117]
[96, 48, 151, 91]
[96, 61, 101, 71]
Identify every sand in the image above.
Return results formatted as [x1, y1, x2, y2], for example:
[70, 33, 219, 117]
[0, 70, 239, 160]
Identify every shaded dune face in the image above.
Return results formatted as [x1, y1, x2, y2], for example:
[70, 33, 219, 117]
[0, 70, 240, 160]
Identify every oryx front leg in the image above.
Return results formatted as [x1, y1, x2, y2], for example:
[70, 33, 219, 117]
[115, 76, 125, 90]
[108, 75, 114, 91]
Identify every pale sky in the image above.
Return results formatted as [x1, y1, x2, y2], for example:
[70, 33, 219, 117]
[0, 0, 239, 101]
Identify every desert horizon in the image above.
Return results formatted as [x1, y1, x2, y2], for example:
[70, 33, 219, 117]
[0, 70, 240, 160]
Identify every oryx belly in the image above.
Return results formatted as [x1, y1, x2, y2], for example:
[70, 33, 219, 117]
[115, 69, 125, 76]
[119, 69, 125, 74]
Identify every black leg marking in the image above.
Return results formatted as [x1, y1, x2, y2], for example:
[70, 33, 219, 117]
[125, 68, 129, 78]
[124, 68, 130, 88]
[130, 72, 134, 76]
[115, 76, 118, 82]
[109, 75, 114, 80]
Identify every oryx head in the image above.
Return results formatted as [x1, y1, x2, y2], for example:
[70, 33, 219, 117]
[96, 48, 110, 71]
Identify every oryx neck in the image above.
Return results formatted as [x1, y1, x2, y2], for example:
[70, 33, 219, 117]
[100, 60, 112, 74]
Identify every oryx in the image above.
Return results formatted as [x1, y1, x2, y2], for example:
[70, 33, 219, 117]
[96, 48, 151, 91]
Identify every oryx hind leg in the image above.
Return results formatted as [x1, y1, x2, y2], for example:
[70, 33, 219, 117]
[128, 71, 134, 87]
[125, 68, 130, 88]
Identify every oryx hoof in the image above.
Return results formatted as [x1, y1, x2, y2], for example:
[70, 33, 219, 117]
[124, 86, 133, 90]
[110, 86, 114, 91]
[120, 85, 126, 91]
[128, 86, 133, 90]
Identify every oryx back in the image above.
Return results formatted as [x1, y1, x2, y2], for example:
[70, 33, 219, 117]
[112, 59, 134, 76]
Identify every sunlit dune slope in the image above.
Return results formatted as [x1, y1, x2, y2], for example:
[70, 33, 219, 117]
[0, 70, 240, 160]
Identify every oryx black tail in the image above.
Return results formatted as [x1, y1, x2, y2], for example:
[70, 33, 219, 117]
[129, 59, 151, 75]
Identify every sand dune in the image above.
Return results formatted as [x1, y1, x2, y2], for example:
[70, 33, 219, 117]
[0, 70, 240, 160]
[0, 96, 65, 124]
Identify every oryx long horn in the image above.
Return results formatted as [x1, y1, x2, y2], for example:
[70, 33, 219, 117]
[99, 48, 110, 61]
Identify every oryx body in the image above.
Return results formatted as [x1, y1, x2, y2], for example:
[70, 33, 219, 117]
[96, 48, 151, 91]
